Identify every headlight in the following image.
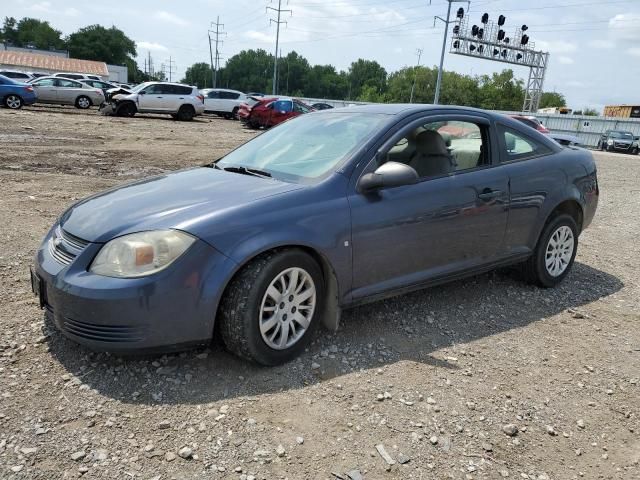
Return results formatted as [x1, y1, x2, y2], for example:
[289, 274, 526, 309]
[90, 230, 195, 278]
[607, 139, 613, 145]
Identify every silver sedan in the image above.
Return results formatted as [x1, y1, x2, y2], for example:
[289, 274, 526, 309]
[29, 76, 105, 109]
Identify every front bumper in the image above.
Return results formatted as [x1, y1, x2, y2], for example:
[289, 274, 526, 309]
[33, 225, 237, 353]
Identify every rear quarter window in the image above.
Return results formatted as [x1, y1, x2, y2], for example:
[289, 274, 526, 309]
[499, 125, 552, 162]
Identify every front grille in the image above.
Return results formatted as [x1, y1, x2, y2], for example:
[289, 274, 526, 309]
[49, 226, 89, 266]
[62, 317, 145, 343]
[614, 142, 630, 150]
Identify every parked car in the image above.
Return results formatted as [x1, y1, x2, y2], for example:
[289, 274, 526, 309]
[101, 82, 204, 121]
[597, 130, 638, 154]
[31, 105, 599, 365]
[201, 88, 247, 119]
[238, 96, 272, 125]
[551, 133, 582, 147]
[29, 76, 104, 109]
[51, 72, 103, 81]
[0, 74, 37, 109]
[248, 98, 313, 128]
[510, 115, 550, 134]
[80, 79, 118, 96]
[311, 102, 334, 110]
[0, 70, 33, 82]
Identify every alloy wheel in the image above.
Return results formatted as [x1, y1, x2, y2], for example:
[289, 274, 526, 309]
[6, 95, 21, 109]
[545, 225, 574, 277]
[259, 267, 316, 350]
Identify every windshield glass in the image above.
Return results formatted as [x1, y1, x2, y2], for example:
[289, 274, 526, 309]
[217, 113, 388, 182]
[610, 131, 633, 139]
[130, 83, 150, 93]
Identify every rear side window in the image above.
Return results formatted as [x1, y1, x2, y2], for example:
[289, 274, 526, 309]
[207, 91, 219, 99]
[166, 85, 192, 95]
[500, 126, 551, 161]
[220, 91, 240, 99]
[57, 79, 81, 88]
[273, 100, 293, 113]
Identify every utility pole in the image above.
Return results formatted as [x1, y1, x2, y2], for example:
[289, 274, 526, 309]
[267, 0, 292, 95]
[165, 56, 176, 82]
[209, 17, 226, 88]
[207, 31, 214, 88]
[147, 50, 153, 79]
[410, 48, 423, 103]
[432, 0, 469, 104]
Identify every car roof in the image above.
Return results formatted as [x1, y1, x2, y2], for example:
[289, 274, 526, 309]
[342, 103, 495, 116]
[144, 81, 196, 88]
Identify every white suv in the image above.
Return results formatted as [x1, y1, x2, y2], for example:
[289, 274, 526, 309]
[104, 82, 205, 121]
[201, 88, 247, 119]
[51, 72, 103, 81]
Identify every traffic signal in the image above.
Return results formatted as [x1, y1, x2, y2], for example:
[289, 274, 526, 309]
[477, 28, 484, 39]
[453, 25, 460, 35]
[497, 29, 505, 41]
[498, 15, 506, 26]
[471, 25, 479, 36]
[457, 7, 464, 19]
[481, 13, 489, 24]
[521, 34, 529, 45]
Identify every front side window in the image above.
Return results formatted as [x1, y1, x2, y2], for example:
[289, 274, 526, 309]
[57, 79, 81, 88]
[142, 84, 163, 94]
[383, 120, 488, 179]
[207, 91, 220, 99]
[217, 112, 388, 182]
[273, 100, 293, 113]
[500, 126, 551, 160]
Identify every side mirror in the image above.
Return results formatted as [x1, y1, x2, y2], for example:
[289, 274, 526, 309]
[139, 90, 146, 95]
[358, 161, 419, 192]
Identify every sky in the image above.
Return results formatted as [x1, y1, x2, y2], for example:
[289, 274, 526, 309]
[4, 0, 640, 110]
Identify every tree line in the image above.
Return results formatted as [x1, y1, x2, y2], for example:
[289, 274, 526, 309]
[2, 16, 572, 110]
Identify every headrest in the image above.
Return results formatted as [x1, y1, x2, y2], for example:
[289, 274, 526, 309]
[415, 130, 449, 155]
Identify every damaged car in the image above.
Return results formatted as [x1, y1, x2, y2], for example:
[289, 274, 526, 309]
[100, 81, 205, 121]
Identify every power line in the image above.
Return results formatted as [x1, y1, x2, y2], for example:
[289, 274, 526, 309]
[164, 56, 176, 82]
[267, 0, 292, 95]
[410, 48, 423, 103]
[209, 17, 227, 88]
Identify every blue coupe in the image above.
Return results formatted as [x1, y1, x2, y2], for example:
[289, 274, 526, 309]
[0, 74, 37, 109]
[32, 105, 599, 364]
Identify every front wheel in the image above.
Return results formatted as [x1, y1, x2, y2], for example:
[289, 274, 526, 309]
[4, 94, 23, 109]
[219, 250, 324, 365]
[75, 96, 92, 109]
[521, 214, 578, 288]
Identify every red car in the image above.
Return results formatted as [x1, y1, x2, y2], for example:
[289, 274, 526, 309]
[510, 115, 550, 134]
[248, 98, 314, 129]
[238, 96, 271, 124]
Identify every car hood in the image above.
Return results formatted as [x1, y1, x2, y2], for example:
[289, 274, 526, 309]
[60, 168, 303, 243]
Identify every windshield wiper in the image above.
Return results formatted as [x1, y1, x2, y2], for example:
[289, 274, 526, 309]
[221, 165, 272, 178]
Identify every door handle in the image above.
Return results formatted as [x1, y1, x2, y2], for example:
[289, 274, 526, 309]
[478, 189, 503, 201]
[156, 96, 163, 98]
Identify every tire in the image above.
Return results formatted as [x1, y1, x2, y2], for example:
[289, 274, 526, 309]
[115, 102, 136, 117]
[177, 105, 195, 121]
[633, 147, 639, 155]
[521, 213, 578, 288]
[231, 107, 239, 120]
[4, 94, 23, 109]
[75, 96, 92, 109]
[219, 249, 324, 365]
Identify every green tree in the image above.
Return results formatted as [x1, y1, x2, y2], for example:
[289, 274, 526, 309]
[304, 65, 348, 99]
[222, 49, 273, 93]
[278, 51, 310, 95]
[477, 69, 525, 111]
[67, 25, 136, 65]
[582, 107, 599, 116]
[348, 59, 387, 100]
[0, 17, 18, 45]
[182, 62, 214, 89]
[539, 91, 566, 109]
[15, 17, 64, 49]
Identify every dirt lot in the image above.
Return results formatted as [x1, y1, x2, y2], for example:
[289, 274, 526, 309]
[0, 106, 638, 480]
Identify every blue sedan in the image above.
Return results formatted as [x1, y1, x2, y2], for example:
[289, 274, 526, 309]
[32, 105, 599, 365]
[0, 74, 37, 109]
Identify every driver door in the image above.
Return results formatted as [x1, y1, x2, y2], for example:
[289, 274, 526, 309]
[268, 99, 294, 126]
[348, 114, 509, 301]
[138, 84, 166, 111]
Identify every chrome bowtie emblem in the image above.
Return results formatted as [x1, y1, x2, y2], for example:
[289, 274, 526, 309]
[53, 237, 62, 247]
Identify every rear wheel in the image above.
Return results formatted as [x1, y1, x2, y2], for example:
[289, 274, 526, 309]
[231, 107, 239, 120]
[75, 96, 92, 109]
[219, 250, 324, 365]
[177, 105, 195, 121]
[4, 94, 23, 109]
[521, 214, 578, 288]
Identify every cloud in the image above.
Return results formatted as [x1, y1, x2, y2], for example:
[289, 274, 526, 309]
[628, 47, 640, 57]
[609, 13, 640, 40]
[536, 40, 577, 54]
[137, 41, 169, 52]
[153, 11, 189, 27]
[587, 39, 615, 49]
[558, 56, 574, 65]
[244, 30, 275, 44]
[64, 7, 80, 17]
[30, 1, 52, 13]
[566, 80, 586, 88]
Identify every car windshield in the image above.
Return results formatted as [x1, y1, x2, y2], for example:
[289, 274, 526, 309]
[610, 131, 633, 139]
[217, 113, 388, 182]
[130, 83, 150, 93]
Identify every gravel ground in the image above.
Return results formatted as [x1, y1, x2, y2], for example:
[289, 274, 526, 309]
[0, 106, 638, 480]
